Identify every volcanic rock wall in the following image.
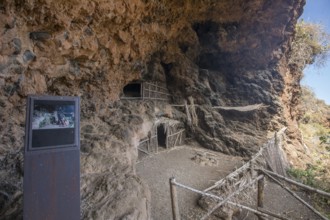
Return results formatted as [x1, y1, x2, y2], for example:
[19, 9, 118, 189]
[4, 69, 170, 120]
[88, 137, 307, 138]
[0, 0, 305, 219]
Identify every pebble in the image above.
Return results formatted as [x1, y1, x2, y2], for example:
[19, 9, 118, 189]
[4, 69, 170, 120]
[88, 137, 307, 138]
[23, 50, 36, 62]
[29, 32, 51, 41]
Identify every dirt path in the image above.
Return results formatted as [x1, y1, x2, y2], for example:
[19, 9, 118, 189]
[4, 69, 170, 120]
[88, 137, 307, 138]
[136, 144, 244, 220]
[261, 181, 323, 220]
[136, 144, 324, 220]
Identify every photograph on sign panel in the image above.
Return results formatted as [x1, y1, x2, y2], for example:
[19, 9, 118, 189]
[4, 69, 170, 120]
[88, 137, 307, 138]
[32, 102, 75, 130]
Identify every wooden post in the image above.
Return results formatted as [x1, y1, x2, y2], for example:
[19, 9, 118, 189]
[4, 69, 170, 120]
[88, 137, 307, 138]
[179, 131, 182, 145]
[141, 82, 144, 100]
[257, 176, 264, 208]
[166, 135, 168, 149]
[169, 178, 180, 220]
[174, 131, 181, 147]
[155, 126, 159, 153]
[250, 161, 256, 179]
[257, 176, 265, 220]
[274, 131, 278, 146]
[184, 100, 192, 126]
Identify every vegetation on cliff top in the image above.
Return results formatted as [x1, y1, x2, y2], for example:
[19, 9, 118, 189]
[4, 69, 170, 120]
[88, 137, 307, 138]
[289, 21, 330, 71]
[288, 20, 330, 217]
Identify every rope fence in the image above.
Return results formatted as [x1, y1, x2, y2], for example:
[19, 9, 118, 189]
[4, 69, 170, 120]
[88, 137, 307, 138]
[200, 175, 264, 220]
[168, 128, 330, 220]
[170, 177, 285, 220]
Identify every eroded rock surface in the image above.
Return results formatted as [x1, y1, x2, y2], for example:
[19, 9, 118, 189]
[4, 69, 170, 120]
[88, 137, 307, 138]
[0, 0, 305, 219]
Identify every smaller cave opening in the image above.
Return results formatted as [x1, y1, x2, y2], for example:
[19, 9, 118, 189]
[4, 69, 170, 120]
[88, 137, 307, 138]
[157, 124, 167, 148]
[161, 62, 173, 75]
[123, 83, 142, 97]
[179, 43, 189, 53]
[192, 21, 219, 46]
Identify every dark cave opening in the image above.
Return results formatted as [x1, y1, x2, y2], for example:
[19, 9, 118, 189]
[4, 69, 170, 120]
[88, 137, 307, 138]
[179, 42, 189, 53]
[192, 20, 219, 46]
[157, 124, 167, 148]
[123, 83, 142, 97]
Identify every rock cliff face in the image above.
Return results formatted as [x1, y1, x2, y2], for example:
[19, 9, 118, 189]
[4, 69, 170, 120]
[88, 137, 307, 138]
[0, 0, 305, 219]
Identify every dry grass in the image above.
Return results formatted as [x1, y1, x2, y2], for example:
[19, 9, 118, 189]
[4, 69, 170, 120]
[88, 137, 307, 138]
[297, 86, 330, 217]
[299, 86, 330, 188]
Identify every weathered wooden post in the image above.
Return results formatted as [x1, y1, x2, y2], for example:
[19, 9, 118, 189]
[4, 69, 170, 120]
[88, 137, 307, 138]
[166, 133, 169, 149]
[257, 175, 265, 220]
[274, 131, 278, 147]
[147, 131, 151, 152]
[169, 178, 181, 220]
[250, 161, 256, 179]
[184, 100, 192, 127]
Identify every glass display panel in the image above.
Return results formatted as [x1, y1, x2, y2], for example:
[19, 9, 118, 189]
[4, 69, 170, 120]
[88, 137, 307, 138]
[31, 100, 76, 148]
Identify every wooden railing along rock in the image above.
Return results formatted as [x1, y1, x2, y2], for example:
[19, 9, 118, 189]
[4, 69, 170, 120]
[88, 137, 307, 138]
[169, 128, 330, 220]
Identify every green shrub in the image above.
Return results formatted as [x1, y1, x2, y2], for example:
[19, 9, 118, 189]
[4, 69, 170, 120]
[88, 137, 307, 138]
[287, 165, 317, 187]
[287, 166, 330, 218]
[319, 133, 330, 144]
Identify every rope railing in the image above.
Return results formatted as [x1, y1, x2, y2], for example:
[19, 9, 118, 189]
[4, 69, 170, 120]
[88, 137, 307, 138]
[204, 127, 287, 193]
[169, 177, 287, 220]
[203, 139, 272, 192]
[170, 171, 323, 220]
[168, 127, 329, 220]
[261, 169, 330, 198]
[263, 171, 328, 220]
[200, 175, 264, 220]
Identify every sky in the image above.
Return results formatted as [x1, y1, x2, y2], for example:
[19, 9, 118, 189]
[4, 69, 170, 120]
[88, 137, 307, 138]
[300, 0, 330, 105]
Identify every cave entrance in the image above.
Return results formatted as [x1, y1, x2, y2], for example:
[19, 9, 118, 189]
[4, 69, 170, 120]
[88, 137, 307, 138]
[157, 124, 167, 148]
[123, 82, 142, 98]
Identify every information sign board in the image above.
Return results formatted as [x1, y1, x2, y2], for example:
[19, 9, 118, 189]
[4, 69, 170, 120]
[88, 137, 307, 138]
[24, 95, 80, 220]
